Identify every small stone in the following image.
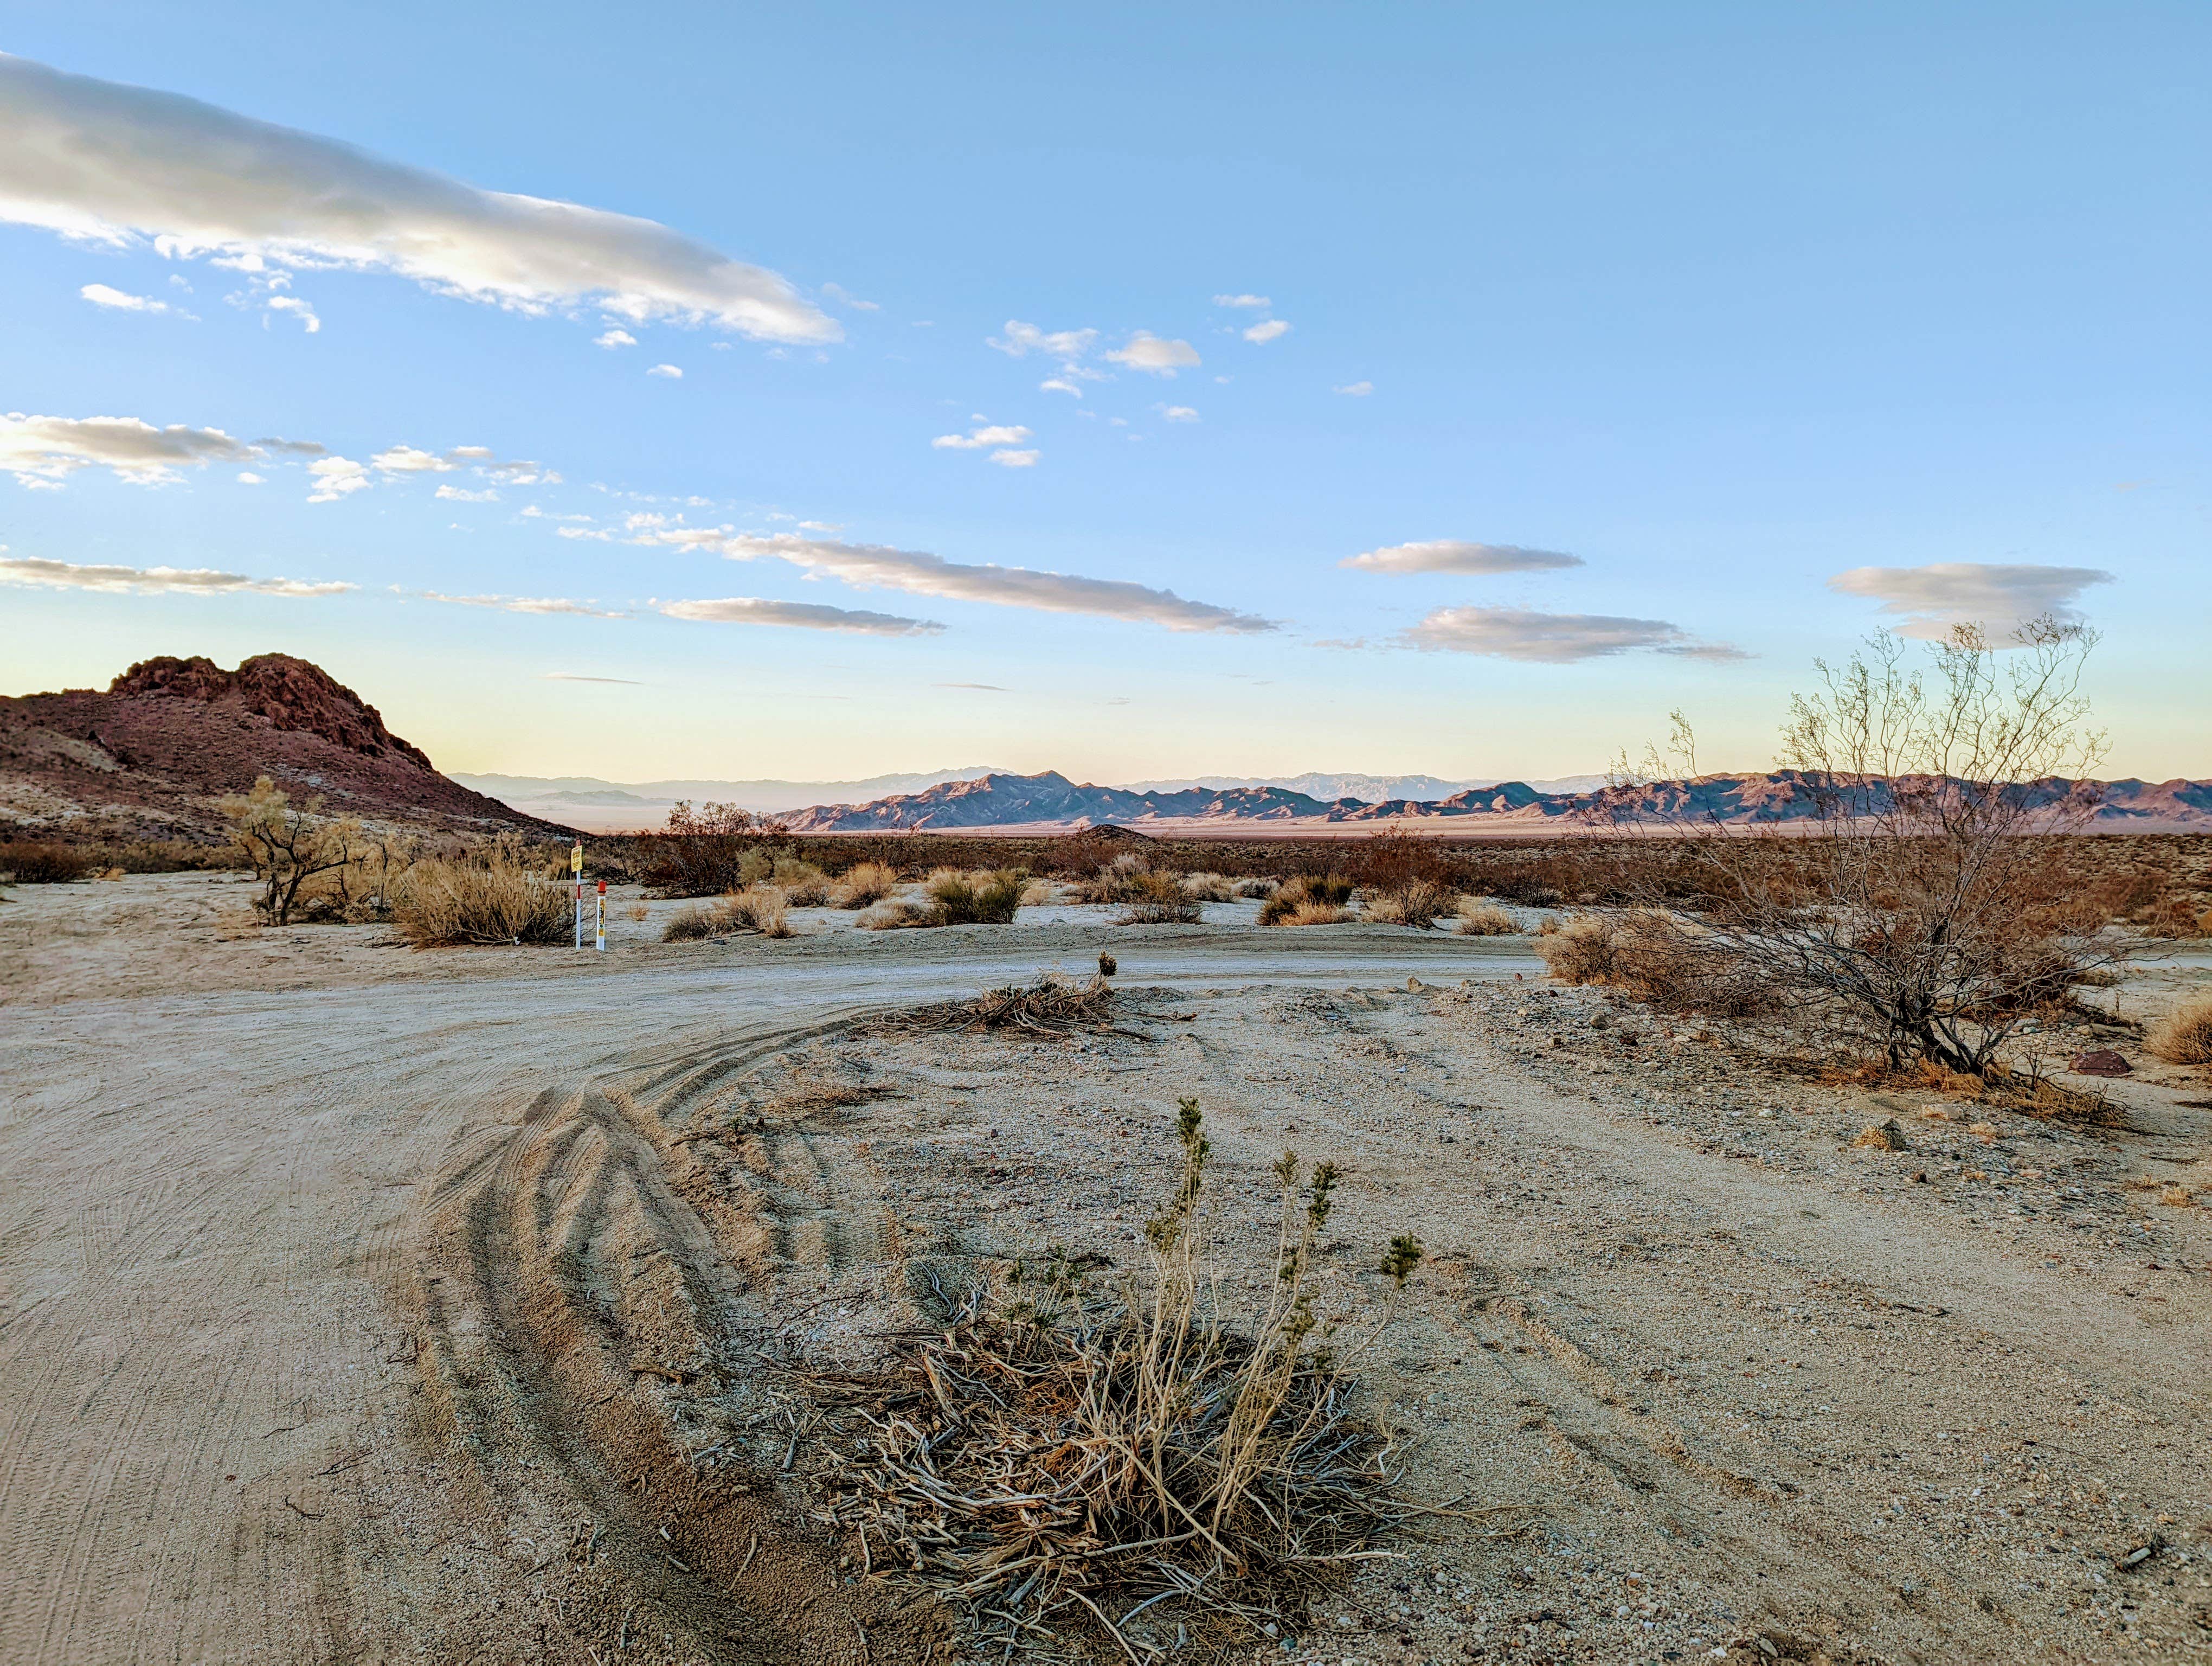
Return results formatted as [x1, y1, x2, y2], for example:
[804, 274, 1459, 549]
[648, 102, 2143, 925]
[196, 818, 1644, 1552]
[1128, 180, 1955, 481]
[2069, 1048, 2132, 1077]
[1407, 976, 1424, 991]
[1853, 1118, 1909, 1151]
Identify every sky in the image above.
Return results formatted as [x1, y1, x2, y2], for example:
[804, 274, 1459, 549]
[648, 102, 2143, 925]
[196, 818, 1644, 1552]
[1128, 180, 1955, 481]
[2, 3, 2206, 786]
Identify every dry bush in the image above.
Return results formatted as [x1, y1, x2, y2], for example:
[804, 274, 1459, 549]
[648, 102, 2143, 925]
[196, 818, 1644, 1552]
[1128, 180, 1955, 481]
[925, 867, 1025, 925]
[1233, 876, 1279, 900]
[1181, 872, 1235, 902]
[1363, 877, 1455, 928]
[1283, 899, 1353, 926]
[1536, 913, 1770, 1018]
[663, 904, 719, 942]
[1454, 900, 1519, 936]
[1018, 876, 1058, 906]
[0, 841, 94, 883]
[1073, 850, 1180, 906]
[1118, 870, 1204, 925]
[858, 898, 937, 931]
[720, 884, 794, 937]
[626, 901, 650, 922]
[221, 777, 371, 926]
[886, 972, 1116, 1034]
[834, 860, 899, 908]
[803, 1101, 1424, 1655]
[638, 800, 783, 896]
[394, 854, 571, 946]
[2147, 1000, 2212, 1066]
[1258, 874, 1353, 925]
[2137, 894, 2210, 939]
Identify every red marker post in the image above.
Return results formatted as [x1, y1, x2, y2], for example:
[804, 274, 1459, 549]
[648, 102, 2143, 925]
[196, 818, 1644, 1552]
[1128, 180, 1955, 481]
[595, 879, 607, 953]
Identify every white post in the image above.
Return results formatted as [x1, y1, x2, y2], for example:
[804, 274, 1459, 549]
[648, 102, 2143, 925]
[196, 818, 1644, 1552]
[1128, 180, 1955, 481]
[571, 840, 584, 949]
[595, 880, 606, 952]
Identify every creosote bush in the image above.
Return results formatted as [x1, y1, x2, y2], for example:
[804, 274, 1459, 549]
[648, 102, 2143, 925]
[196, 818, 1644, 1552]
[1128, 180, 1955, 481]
[925, 867, 1025, 925]
[394, 853, 571, 946]
[1117, 869, 1204, 925]
[1454, 900, 1519, 936]
[2147, 999, 2212, 1066]
[663, 904, 719, 942]
[1258, 874, 1353, 926]
[0, 841, 95, 883]
[1362, 877, 1456, 928]
[803, 1101, 1424, 1656]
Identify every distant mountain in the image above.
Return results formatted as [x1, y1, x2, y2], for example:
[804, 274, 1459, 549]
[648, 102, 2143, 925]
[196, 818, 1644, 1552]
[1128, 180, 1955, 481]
[778, 768, 2212, 834]
[1118, 772, 1610, 802]
[1, 655, 564, 843]
[453, 767, 1013, 828]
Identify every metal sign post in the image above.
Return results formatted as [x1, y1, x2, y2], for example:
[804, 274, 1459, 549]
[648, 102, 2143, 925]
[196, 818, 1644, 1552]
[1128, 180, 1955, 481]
[595, 879, 607, 952]
[571, 840, 584, 949]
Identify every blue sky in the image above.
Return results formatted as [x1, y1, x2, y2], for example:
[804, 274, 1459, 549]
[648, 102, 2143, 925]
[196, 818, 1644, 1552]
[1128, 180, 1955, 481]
[2, 3, 2205, 784]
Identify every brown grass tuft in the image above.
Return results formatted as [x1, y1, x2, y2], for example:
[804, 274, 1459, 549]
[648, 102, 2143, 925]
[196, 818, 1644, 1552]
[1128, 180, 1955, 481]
[0, 841, 97, 883]
[720, 883, 795, 937]
[394, 856, 572, 946]
[1453, 900, 1519, 936]
[663, 904, 719, 942]
[1117, 870, 1204, 925]
[1362, 878, 1456, 928]
[924, 867, 1025, 925]
[834, 860, 899, 908]
[2146, 998, 2212, 1065]
[1258, 874, 1353, 926]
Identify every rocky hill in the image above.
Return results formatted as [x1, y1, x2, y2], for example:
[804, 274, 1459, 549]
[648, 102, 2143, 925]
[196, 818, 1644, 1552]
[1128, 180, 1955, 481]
[779, 767, 2212, 833]
[0, 654, 568, 843]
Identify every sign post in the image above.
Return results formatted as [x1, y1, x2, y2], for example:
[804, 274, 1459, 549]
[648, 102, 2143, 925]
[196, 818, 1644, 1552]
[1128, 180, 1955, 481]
[595, 879, 607, 953]
[570, 841, 584, 949]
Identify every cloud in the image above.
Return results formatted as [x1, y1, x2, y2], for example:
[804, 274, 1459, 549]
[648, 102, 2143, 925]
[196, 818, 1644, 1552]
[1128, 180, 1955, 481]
[1825, 562, 2115, 639]
[236, 470, 264, 484]
[661, 596, 944, 635]
[647, 362, 683, 379]
[371, 444, 455, 473]
[1342, 539, 1584, 575]
[435, 484, 499, 502]
[594, 326, 637, 348]
[1, 412, 256, 485]
[821, 281, 879, 311]
[424, 590, 627, 618]
[0, 52, 837, 343]
[634, 527, 1277, 634]
[1039, 377, 1083, 398]
[1402, 605, 1739, 664]
[264, 293, 319, 332]
[0, 553, 350, 596]
[80, 281, 175, 314]
[1103, 331, 1200, 375]
[1333, 381, 1373, 396]
[1213, 294, 1270, 309]
[990, 449, 1038, 467]
[545, 672, 643, 684]
[1158, 405, 1199, 423]
[306, 456, 370, 502]
[936, 682, 1009, 691]
[1242, 318, 1290, 344]
[989, 321, 1097, 361]
[933, 422, 1031, 451]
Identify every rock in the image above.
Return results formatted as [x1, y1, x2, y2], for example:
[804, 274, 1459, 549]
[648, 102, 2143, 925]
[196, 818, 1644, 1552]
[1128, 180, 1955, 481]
[1407, 976, 1424, 991]
[1097, 952, 1117, 978]
[1852, 1118, 1909, 1151]
[2069, 1048, 2132, 1077]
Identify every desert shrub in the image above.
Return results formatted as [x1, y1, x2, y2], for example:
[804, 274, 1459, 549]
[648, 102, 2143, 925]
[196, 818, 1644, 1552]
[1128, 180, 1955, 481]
[1233, 876, 1279, 900]
[1018, 876, 1058, 906]
[1454, 900, 1519, 935]
[1363, 877, 1456, 928]
[2137, 894, 2210, 939]
[859, 898, 937, 930]
[1536, 912, 1771, 1017]
[834, 861, 899, 908]
[720, 883, 795, 937]
[926, 867, 1025, 925]
[805, 1101, 1423, 1654]
[221, 777, 370, 926]
[626, 901, 650, 922]
[769, 856, 831, 906]
[1181, 871, 1235, 902]
[1117, 870, 1204, 925]
[394, 855, 571, 946]
[637, 801, 785, 896]
[1258, 873, 1353, 925]
[663, 904, 719, 942]
[1072, 851, 1167, 905]
[0, 841, 94, 883]
[2146, 999, 2212, 1066]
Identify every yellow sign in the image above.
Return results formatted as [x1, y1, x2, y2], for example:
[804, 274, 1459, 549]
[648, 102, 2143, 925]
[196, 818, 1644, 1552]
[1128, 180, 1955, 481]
[570, 840, 584, 876]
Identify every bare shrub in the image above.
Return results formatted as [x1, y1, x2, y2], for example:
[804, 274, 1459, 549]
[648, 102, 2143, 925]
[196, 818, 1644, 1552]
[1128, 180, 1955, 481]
[1363, 877, 1455, 928]
[720, 884, 794, 937]
[222, 777, 368, 926]
[1018, 876, 1057, 906]
[803, 1101, 1423, 1654]
[663, 904, 719, 942]
[834, 861, 899, 908]
[626, 901, 650, 922]
[858, 898, 937, 930]
[638, 801, 786, 896]
[1181, 871, 1235, 902]
[885, 972, 1116, 1034]
[0, 841, 94, 883]
[1454, 900, 1519, 936]
[1604, 624, 2122, 1073]
[925, 867, 1025, 925]
[1536, 913, 1771, 1017]
[1258, 874, 1353, 925]
[1073, 850, 1175, 905]
[1118, 870, 1204, 925]
[1233, 876, 1279, 900]
[2147, 999, 2212, 1066]
[394, 854, 571, 946]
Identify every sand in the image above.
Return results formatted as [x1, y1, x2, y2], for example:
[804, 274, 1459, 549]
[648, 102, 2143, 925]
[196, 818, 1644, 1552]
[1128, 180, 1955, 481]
[1, 873, 2207, 1665]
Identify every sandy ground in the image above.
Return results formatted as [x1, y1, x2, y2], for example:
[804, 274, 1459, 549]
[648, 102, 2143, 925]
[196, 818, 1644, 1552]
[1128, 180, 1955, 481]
[1, 873, 2208, 1666]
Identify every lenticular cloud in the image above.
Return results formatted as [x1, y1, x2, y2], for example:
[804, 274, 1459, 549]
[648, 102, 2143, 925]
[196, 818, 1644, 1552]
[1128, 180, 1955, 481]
[0, 53, 839, 344]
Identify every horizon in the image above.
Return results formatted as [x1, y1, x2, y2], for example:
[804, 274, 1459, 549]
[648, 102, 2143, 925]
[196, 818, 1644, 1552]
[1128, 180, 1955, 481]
[3, 9, 2207, 784]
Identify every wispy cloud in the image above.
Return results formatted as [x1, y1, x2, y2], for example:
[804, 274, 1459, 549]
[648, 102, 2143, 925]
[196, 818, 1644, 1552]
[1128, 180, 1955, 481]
[1343, 540, 1583, 575]
[0, 53, 837, 343]
[1242, 318, 1290, 344]
[1039, 377, 1083, 398]
[988, 448, 1039, 467]
[822, 281, 879, 311]
[933, 422, 1032, 451]
[423, 590, 627, 618]
[264, 293, 319, 332]
[435, 483, 499, 502]
[1158, 405, 1200, 423]
[989, 321, 1098, 361]
[1333, 380, 1373, 396]
[935, 681, 1009, 691]
[306, 456, 370, 502]
[545, 672, 643, 684]
[647, 362, 683, 379]
[660, 596, 943, 635]
[1, 412, 259, 486]
[1212, 293, 1270, 309]
[1825, 562, 2115, 639]
[371, 445, 454, 474]
[1104, 331, 1201, 376]
[632, 527, 1277, 634]
[80, 281, 180, 315]
[594, 326, 637, 348]
[1402, 605, 1740, 664]
[0, 552, 351, 597]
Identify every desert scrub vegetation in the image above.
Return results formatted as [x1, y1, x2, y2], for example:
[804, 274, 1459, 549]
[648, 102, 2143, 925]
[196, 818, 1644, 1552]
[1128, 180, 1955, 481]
[393, 850, 571, 946]
[1233, 876, 1279, 900]
[660, 885, 795, 940]
[1258, 874, 1353, 926]
[1453, 899, 1519, 935]
[800, 1100, 1425, 1657]
[1181, 871, 1236, 902]
[221, 777, 372, 926]
[636, 800, 795, 896]
[925, 866, 1025, 924]
[0, 840, 95, 883]
[833, 860, 899, 908]
[1362, 878, 1456, 928]
[2147, 999, 2212, 1066]
[1117, 870, 1204, 925]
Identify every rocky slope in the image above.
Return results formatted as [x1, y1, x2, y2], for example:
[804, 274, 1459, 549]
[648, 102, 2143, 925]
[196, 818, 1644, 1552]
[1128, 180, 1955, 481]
[0, 654, 568, 842]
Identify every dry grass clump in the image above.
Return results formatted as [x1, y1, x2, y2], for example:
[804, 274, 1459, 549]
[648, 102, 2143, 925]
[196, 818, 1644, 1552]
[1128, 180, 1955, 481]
[887, 972, 1116, 1034]
[721, 883, 795, 937]
[1453, 900, 1519, 936]
[1181, 871, 1236, 902]
[1118, 870, 1204, 925]
[925, 867, 1025, 925]
[803, 1101, 1424, 1655]
[1535, 911, 1770, 1018]
[834, 860, 900, 908]
[0, 841, 95, 883]
[2146, 999, 2212, 1066]
[1018, 876, 1058, 906]
[663, 904, 719, 942]
[1362, 878, 1456, 928]
[1258, 874, 1353, 926]
[858, 897, 937, 931]
[394, 855, 572, 946]
[1233, 876, 1279, 900]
